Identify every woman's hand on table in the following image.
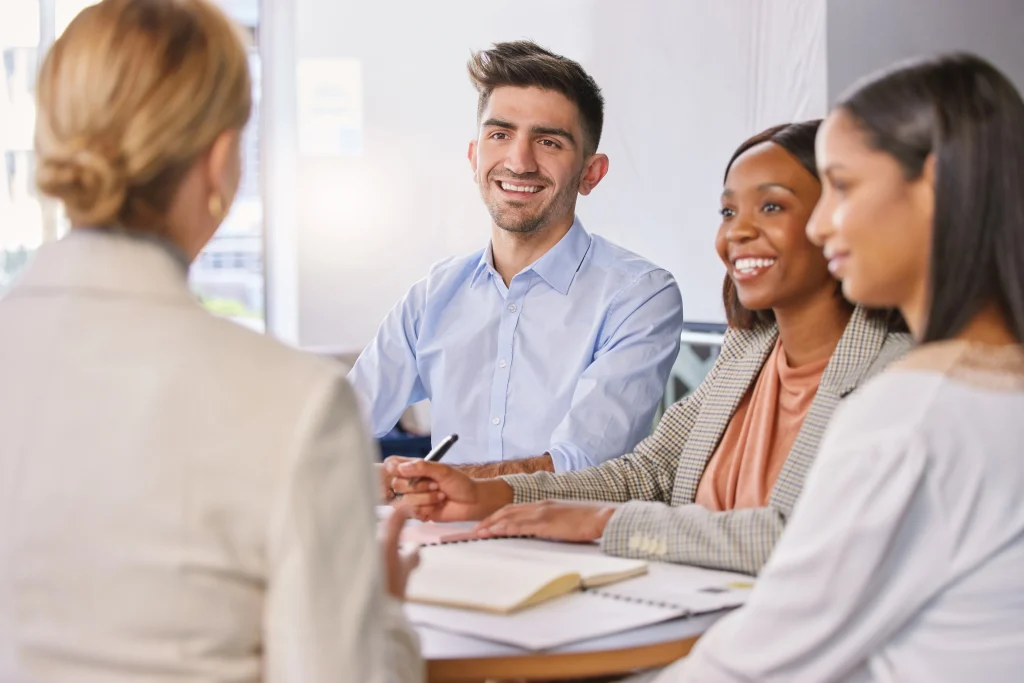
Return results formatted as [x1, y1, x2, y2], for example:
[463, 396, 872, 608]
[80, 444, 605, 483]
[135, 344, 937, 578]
[468, 500, 618, 543]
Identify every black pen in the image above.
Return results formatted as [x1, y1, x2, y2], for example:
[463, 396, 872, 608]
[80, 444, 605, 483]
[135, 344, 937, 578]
[424, 433, 458, 463]
[407, 433, 458, 489]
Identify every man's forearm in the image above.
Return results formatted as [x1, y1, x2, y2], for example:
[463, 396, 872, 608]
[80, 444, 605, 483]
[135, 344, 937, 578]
[456, 454, 554, 479]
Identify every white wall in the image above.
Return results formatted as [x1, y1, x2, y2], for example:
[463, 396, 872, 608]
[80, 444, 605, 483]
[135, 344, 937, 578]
[273, 0, 828, 351]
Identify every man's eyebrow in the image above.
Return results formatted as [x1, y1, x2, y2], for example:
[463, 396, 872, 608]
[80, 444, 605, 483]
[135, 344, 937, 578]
[530, 125, 576, 146]
[482, 118, 516, 130]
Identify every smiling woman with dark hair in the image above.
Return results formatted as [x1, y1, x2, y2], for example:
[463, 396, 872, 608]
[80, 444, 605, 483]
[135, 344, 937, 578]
[720, 120, 831, 330]
[386, 120, 911, 576]
[639, 52, 1024, 683]
[719, 120, 901, 333]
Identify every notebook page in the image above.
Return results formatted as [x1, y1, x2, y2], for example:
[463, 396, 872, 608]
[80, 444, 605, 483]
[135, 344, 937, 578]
[593, 561, 754, 614]
[406, 544, 579, 613]
[405, 591, 687, 650]
[400, 520, 475, 546]
[460, 541, 648, 586]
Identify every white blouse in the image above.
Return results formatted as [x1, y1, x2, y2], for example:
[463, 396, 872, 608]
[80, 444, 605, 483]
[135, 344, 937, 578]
[650, 341, 1024, 682]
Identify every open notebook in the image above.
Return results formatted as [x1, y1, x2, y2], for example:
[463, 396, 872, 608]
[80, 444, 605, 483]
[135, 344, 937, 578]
[404, 537, 754, 650]
[406, 541, 648, 614]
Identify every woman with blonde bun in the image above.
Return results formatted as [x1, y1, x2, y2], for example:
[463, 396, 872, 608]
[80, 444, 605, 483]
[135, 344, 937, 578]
[0, 1, 422, 682]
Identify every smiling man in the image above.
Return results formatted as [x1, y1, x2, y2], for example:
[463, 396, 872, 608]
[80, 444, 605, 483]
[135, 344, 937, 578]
[349, 41, 683, 477]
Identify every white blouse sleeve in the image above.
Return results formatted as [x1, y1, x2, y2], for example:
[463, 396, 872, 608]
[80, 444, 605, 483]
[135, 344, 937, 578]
[263, 374, 423, 683]
[660, 417, 950, 682]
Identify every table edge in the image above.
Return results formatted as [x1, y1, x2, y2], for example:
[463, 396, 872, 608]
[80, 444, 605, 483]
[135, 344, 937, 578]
[427, 632, 699, 681]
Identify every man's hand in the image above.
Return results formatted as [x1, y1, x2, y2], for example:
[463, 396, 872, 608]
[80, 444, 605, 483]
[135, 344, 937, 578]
[381, 506, 419, 599]
[383, 457, 514, 522]
[468, 500, 618, 543]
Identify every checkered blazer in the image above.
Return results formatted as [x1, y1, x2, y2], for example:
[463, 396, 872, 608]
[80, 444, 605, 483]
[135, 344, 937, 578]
[502, 306, 912, 575]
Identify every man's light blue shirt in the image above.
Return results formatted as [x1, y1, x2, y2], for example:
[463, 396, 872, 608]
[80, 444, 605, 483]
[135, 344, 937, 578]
[348, 218, 683, 472]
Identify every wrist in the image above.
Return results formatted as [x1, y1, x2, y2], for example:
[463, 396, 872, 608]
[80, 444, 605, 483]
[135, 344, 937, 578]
[595, 505, 616, 538]
[475, 478, 515, 519]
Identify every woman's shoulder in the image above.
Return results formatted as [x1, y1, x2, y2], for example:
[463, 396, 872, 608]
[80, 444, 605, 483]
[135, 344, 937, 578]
[191, 311, 358, 417]
[713, 309, 912, 381]
[890, 340, 1024, 388]
[831, 341, 1024, 444]
[719, 321, 777, 356]
[860, 327, 914, 379]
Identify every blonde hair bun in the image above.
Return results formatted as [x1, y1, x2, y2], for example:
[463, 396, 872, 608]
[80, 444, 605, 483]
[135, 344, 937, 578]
[36, 144, 127, 226]
[34, 0, 251, 229]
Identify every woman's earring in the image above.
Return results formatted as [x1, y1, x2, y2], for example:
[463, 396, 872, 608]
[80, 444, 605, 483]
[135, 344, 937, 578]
[208, 193, 224, 221]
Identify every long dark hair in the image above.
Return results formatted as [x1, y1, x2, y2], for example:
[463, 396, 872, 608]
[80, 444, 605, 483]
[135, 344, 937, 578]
[720, 120, 830, 329]
[837, 53, 1024, 343]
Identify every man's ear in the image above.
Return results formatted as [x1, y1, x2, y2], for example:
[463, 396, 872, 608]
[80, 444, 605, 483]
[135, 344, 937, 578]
[578, 153, 609, 196]
[468, 140, 479, 183]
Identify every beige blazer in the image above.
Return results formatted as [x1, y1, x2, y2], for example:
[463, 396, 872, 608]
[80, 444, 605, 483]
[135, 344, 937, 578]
[0, 230, 421, 683]
[505, 306, 912, 575]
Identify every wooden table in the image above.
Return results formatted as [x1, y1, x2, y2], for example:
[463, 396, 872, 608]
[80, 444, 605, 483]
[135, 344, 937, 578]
[418, 610, 724, 682]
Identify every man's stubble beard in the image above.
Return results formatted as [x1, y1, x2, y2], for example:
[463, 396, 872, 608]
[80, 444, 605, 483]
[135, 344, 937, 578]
[483, 168, 583, 236]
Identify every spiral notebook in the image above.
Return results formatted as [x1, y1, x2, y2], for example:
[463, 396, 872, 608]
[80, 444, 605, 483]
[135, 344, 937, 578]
[404, 537, 754, 650]
[405, 540, 648, 614]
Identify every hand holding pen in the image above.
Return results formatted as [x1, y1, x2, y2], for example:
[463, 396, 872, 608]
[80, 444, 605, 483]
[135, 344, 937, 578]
[384, 434, 515, 523]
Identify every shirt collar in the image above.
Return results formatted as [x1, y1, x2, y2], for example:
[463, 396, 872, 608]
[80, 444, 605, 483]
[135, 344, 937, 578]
[470, 243, 499, 288]
[529, 217, 591, 294]
[469, 217, 592, 295]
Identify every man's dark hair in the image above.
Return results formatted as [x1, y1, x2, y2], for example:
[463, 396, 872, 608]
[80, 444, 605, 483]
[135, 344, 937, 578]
[467, 40, 604, 156]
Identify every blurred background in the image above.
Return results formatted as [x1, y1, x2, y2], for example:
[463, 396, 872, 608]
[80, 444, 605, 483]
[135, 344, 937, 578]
[3, 0, 1021, 359]
[1, 0, 265, 330]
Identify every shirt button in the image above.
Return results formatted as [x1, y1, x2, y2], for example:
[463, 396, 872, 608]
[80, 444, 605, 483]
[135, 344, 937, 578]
[499, 359, 507, 368]
[492, 417, 501, 425]
[508, 303, 517, 313]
